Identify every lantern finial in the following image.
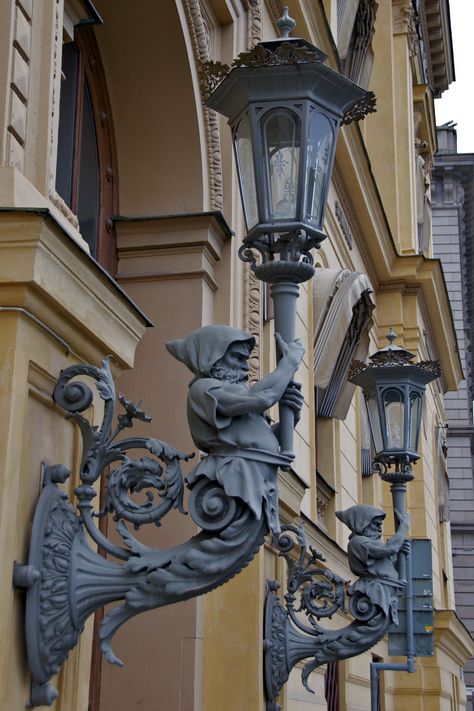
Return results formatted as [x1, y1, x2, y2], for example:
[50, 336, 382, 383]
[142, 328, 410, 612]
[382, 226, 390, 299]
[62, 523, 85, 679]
[386, 328, 397, 347]
[276, 6, 297, 38]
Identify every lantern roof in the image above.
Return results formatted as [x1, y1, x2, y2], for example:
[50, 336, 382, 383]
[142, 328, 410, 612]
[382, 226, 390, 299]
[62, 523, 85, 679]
[201, 11, 376, 126]
[348, 329, 442, 388]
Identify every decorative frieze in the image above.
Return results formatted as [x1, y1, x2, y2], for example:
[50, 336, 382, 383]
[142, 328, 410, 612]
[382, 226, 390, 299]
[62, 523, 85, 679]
[243, 0, 263, 49]
[183, 0, 224, 211]
[243, 0, 263, 383]
[335, 200, 353, 250]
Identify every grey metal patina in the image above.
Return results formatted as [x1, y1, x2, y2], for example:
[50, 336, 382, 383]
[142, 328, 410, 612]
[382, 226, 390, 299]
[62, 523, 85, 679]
[14, 326, 304, 707]
[264, 506, 410, 709]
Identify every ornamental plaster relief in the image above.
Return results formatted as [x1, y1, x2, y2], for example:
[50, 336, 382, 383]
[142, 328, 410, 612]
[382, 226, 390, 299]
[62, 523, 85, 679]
[183, 0, 224, 212]
[243, 0, 263, 383]
[392, 0, 418, 57]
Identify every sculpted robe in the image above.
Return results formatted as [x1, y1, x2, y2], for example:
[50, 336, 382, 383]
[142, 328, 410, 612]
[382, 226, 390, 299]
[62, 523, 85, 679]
[166, 325, 290, 535]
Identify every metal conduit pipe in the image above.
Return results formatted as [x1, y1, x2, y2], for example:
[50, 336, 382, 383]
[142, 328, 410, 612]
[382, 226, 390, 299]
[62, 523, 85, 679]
[370, 545, 415, 711]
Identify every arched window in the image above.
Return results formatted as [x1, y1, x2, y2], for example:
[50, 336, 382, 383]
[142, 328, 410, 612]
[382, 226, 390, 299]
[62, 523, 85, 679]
[56, 26, 118, 273]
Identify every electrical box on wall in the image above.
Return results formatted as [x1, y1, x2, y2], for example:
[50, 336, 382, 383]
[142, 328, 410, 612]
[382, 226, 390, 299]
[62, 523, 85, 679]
[388, 539, 434, 657]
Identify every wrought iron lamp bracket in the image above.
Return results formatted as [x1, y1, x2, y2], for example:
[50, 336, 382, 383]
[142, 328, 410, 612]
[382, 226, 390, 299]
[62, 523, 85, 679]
[264, 517, 407, 709]
[13, 350, 280, 706]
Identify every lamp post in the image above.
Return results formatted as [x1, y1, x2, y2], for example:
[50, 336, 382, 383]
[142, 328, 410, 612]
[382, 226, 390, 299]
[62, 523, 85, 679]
[348, 330, 441, 709]
[202, 9, 444, 707]
[261, 334, 441, 710]
[204, 6, 375, 458]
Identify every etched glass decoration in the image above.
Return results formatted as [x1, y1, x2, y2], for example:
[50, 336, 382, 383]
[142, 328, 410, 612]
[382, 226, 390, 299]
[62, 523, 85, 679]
[262, 109, 301, 220]
[383, 389, 405, 449]
[234, 113, 259, 229]
[408, 391, 422, 451]
[366, 389, 383, 454]
[305, 111, 334, 228]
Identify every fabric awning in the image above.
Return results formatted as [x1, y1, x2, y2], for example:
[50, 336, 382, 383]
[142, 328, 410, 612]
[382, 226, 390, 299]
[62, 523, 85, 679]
[313, 268, 375, 419]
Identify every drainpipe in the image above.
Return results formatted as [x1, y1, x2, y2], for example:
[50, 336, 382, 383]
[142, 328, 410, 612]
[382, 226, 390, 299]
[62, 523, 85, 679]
[370, 544, 415, 710]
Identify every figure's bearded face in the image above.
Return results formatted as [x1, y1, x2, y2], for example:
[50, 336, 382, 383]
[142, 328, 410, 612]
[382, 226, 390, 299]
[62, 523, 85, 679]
[209, 341, 251, 384]
[363, 516, 384, 539]
[209, 365, 249, 383]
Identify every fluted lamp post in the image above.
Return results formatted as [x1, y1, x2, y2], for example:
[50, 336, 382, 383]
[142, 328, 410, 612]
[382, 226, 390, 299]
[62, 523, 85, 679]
[203, 6, 375, 458]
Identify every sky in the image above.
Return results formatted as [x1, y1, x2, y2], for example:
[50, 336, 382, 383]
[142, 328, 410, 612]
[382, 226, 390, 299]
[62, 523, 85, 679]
[434, 0, 474, 153]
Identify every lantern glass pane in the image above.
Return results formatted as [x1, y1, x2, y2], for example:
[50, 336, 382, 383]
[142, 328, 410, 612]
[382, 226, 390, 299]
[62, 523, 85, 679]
[383, 389, 405, 450]
[262, 109, 301, 220]
[408, 391, 422, 451]
[234, 114, 259, 230]
[304, 111, 334, 228]
[366, 390, 383, 454]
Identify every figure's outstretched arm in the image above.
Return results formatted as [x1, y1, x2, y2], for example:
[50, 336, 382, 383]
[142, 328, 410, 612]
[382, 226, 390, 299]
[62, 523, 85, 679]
[216, 334, 304, 417]
[363, 510, 410, 559]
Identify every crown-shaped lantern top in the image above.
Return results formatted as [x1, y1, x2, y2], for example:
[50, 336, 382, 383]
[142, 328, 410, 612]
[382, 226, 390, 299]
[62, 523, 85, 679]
[349, 330, 441, 382]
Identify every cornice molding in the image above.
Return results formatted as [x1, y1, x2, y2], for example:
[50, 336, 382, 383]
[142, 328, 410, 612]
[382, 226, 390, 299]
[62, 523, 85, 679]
[335, 126, 462, 391]
[434, 609, 474, 665]
[0, 211, 148, 367]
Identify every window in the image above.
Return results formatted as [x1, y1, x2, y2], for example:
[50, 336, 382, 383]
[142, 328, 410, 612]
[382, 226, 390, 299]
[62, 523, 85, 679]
[56, 27, 118, 273]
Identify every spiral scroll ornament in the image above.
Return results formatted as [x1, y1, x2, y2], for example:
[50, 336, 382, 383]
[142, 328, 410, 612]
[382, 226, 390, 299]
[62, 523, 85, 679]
[189, 478, 240, 531]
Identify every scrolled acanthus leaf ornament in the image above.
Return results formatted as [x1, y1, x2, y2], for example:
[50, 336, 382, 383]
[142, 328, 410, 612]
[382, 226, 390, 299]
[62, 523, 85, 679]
[264, 505, 409, 709]
[14, 324, 305, 706]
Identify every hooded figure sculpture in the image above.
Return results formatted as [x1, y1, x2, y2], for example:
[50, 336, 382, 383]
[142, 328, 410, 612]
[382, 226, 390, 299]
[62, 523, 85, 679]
[166, 325, 305, 534]
[336, 504, 409, 623]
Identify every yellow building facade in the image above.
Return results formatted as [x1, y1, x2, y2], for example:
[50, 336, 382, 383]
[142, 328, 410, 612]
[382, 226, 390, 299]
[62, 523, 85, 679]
[0, 0, 472, 710]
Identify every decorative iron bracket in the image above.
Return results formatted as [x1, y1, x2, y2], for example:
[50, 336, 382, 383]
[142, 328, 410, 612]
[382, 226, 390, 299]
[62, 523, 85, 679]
[13, 347, 289, 706]
[264, 511, 409, 709]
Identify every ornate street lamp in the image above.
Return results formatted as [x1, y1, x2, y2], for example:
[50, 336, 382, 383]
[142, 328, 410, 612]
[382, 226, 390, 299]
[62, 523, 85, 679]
[262, 332, 441, 710]
[203, 7, 375, 457]
[348, 328, 441, 508]
[348, 330, 441, 710]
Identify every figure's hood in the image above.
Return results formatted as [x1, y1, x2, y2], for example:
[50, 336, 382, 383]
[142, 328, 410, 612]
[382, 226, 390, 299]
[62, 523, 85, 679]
[166, 325, 255, 378]
[335, 504, 386, 537]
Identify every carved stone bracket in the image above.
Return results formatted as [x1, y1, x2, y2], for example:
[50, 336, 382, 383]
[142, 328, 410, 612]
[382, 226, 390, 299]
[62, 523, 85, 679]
[392, 0, 419, 58]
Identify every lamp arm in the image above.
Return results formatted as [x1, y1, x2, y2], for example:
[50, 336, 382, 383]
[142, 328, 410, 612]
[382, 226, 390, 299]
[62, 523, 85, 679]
[13, 350, 276, 707]
[264, 516, 407, 708]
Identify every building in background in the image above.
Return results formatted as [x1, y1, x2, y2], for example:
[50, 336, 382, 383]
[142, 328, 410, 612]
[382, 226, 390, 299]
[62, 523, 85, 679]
[0, 1, 472, 709]
[432, 122, 474, 709]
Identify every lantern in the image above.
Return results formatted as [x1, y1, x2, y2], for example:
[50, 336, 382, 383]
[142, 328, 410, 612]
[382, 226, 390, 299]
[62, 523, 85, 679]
[349, 329, 441, 468]
[204, 10, 375, 253]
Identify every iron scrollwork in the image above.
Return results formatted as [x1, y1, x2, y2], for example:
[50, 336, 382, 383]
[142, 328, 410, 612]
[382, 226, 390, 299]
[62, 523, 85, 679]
[14, 325, 305, 707]
[264, 505, 409, 709]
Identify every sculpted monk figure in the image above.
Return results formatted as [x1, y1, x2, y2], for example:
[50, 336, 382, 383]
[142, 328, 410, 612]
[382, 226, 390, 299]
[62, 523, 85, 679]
[166, 325, 305, 534]
[336, 504, 410, 623]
